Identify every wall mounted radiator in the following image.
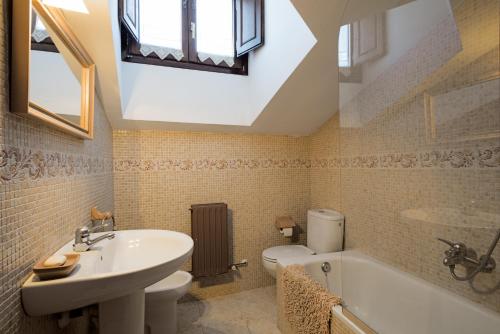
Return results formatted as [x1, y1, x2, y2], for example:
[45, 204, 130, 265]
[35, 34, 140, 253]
[190, 203, 229, 278]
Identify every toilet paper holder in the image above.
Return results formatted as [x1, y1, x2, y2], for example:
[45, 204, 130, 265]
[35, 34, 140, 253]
[279, 227, 294, 237]
[275, 216, 296, 238]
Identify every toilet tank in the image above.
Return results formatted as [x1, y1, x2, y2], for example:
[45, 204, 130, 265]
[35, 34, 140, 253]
[307, 209, 344, 254]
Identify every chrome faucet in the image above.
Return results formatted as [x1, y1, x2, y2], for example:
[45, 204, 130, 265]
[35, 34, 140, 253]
[73, 226, 115, 252]
[438, 229, 499, 281]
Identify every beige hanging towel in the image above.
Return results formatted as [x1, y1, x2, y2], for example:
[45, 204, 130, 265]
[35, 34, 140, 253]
[280, 264, 342, 334]
[275, 216, 296, 230]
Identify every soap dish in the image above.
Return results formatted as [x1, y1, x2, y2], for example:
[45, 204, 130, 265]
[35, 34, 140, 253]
[33, 253, 80, 280]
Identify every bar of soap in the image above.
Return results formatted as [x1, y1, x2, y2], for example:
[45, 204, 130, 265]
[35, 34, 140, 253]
[43, 255, 67, 267]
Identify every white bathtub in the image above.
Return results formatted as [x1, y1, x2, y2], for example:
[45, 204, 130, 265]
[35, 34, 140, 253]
[278, 250, 500, 334]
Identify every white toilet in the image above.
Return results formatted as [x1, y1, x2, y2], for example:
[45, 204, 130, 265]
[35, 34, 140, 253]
[262, 209, 344, 278]
[144, 271, 192, 334]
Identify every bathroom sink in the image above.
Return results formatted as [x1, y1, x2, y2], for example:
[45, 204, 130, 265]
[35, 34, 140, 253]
[22, 230, 193, 320]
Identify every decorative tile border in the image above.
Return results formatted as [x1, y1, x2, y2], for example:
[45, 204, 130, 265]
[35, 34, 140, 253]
[314, 147, 500, 170]
[113, 146, 500, 173]
[114, 158, 312, 172]
[4, 145, 496, 181]
[0, 146, 112, 183]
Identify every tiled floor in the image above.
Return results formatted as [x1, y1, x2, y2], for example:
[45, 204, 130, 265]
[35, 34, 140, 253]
[178, 286, 281, 334]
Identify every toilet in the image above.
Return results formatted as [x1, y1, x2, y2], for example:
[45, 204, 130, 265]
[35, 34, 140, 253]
[144, 271, 192, 334]
[262, 209, 344, 278]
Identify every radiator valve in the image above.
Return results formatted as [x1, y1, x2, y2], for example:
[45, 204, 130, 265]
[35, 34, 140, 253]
[230, 259, 248, 271]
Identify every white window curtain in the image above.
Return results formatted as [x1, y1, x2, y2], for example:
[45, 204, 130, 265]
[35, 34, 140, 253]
[197, 52, 234, 67]
[139, 0, 184, 61]
[32, 16, 50, 43]
[196, 0, 235, 67]
[140, 44, 184, 61]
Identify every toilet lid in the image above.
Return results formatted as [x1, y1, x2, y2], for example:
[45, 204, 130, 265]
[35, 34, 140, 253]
[263, 245, 314, 263]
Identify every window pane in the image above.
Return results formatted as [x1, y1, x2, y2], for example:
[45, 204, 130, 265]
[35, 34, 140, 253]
[196, 0, 234, 57]
[338, 24, 351, 67]
[140, 0, 182, 50]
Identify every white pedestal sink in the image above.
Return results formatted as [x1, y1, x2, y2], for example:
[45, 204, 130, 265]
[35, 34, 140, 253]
[22, 230, 193, 334]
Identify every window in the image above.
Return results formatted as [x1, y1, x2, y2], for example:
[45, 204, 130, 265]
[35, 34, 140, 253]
[120, 0, 264, 75]
[339, 14, 385, 69]
[338, 24, 351, 68]
[31, 13, 58, 53]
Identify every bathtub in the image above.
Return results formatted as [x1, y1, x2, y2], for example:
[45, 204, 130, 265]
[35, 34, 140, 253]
[278, 250, 500, 334]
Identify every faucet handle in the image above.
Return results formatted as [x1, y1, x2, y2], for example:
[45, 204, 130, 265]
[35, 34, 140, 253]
[80, 226, 89, 236]
[437, 238, 468, 256]
[437, 238, 455, 247]
[75, 226, 90, 241]
[438, 238, 466, 250]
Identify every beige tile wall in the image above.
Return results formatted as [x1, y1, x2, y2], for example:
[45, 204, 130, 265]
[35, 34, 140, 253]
[311, 0, 500, 313]
[2, 0, 500, 332]
[113, 131, 310, 299]
[0, 1, 114, 333]
[310, 114, 342, 211]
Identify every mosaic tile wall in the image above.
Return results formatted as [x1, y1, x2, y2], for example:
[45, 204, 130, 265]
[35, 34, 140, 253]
[310, 114, 342, 211]
[113, 131, 310, 299]
[311, 0, 500, 312]
[2, 0, 499, 332]
[0, 1, 114, 333]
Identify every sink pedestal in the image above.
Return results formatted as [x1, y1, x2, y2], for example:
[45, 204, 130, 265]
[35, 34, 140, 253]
[99, 290, 145, 334]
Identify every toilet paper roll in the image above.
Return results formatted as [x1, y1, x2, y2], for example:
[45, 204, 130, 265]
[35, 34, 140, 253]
[280, 227, 293, 237]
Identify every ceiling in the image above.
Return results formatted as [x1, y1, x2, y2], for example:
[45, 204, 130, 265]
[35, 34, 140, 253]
[60, 0, 412, 136]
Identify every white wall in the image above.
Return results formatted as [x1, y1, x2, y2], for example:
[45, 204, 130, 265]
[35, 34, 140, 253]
[121, 0, 317, 127]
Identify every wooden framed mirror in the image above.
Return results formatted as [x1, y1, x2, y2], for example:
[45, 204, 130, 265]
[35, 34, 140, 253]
[11, 0, 95, 139]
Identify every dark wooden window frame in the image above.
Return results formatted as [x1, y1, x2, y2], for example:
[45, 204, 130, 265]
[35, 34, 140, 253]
[121, 0, 248, 75]
[31, 37, 58, 53]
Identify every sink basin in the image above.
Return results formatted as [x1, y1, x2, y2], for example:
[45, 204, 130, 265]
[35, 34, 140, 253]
[22, 229, 193, 333]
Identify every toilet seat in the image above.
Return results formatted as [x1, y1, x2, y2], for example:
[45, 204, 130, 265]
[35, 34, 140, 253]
[262, 245, 315, 263]
[262, 245, 315, 278]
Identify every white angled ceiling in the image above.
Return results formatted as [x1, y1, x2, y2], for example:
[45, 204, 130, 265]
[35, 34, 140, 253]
[60, 0, 410, 136]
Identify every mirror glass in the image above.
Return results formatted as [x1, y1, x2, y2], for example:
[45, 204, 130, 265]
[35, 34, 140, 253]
[336, 0, 499, 327]
[29, 10, 82, 126]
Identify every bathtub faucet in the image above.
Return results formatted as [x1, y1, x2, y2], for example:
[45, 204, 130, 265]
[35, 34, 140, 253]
[437, 229, 500, 281]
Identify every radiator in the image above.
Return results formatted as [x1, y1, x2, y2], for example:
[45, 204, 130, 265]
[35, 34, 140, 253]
[190, 203, 229, 278]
